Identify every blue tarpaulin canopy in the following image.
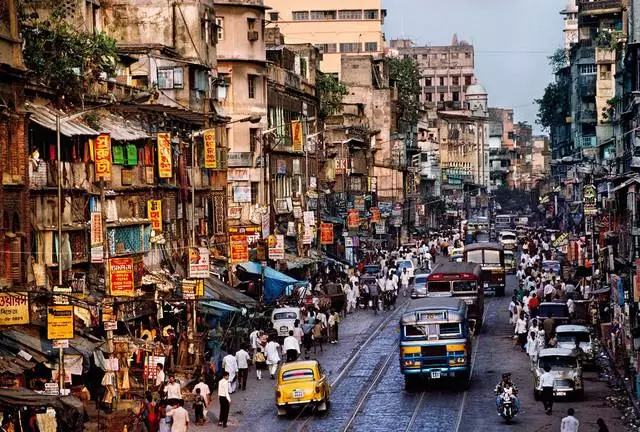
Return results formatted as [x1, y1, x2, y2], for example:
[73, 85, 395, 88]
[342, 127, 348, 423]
[236, 262, 303, 303]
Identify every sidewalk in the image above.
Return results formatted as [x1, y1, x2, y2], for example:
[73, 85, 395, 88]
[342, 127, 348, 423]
[185, 302, 406, 430]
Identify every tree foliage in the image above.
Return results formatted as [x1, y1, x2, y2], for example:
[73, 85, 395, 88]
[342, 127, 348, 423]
[20, 12, 118, 99]
[388, 56, 422, 127]
[548, 48, 569, 74]
[534, 81, 570, 131]
[317, 73, 348, 117]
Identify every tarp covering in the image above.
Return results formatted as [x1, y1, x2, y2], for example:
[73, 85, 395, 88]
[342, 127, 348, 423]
[204, 277, 258, 308]
[0, 388, 85, 431]
[201, 300, 241, 313]
[236, 262, 302, 303]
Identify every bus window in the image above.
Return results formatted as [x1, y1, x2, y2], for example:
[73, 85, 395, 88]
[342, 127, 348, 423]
[484, 250, 501, 264]
[466, 250, 483, 263]
[453, 280, 477, 292]
[404, 325, 425, 338]
[428, 281, 451, 293]
[439, 323, 462, 337]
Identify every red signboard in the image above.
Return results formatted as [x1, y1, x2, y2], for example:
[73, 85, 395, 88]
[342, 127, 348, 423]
[94, 134, 112, 181]
[320, 223, 334, 245]
[370, 207, 380, 223]
[347, 209, 359, 229]
[147, 200, 162, 232]
[230, 235, 249, 263]
[109, 257, 135, 297]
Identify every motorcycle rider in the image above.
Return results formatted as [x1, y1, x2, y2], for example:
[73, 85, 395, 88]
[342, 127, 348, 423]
[495, 373, 520, 414]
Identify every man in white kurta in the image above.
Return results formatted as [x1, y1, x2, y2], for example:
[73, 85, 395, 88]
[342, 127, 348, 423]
[222, 352, 238, 393]
[265, 339, 281, 379]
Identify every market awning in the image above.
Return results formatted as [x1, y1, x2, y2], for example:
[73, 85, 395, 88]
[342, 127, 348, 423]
[611, 177, 640, 193]
[97, 113, 149, 141]
[201, 300, 241, 313]
[25, 103, 99, 137]
[0, 389, 85, 432]
[236, 262, 303, 303]
[285, 254, 318, 270]
[204, 276, 258, 308]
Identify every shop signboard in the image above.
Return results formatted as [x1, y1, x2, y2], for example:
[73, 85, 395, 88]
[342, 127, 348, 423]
[229, 226, 261, 246]
[90, 212, 103, 245]
[375, 221, 386, 234]
[157, 132, 173, 178]
[303, 211, 315, 227]
[188, 247, 210, 279]
[291, 120, 303, 152]
[230, 235, 249, 263]
[47, 305, 74, 340]
[552, 232, 568, 248]
[203, 129, 217, 168]
[354, 196, 365, 211]
[93, 133, 112, 181]
[182, 279, 204, 300]
[0, 292, 29, 325]
[233, 186, 252, 203]
[370, 207, 380, 223]
[303, 226, 314, 245]
[261, 213, 270, 239]
[147, 200, 162, 232]
[109, 257, 135, 297]
[347, 209, 359, 229]
[268, 234, 285, 260]
[228, 206, 242, 220]
[583, 184, 597, 216]
[320, 223, 334, 245]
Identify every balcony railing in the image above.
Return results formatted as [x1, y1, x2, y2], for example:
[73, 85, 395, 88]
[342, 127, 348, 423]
[596, 47, 615, 63]
[579, 135, 597, 148]
[576, 110, 597, 123]
[578, 0, 623, 13]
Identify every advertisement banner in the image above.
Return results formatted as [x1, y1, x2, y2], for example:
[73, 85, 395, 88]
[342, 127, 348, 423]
[320, 223, 334, 245]
[262, 213, 270, 239]
[375, 221, 386, 235]
[303, 211, 315, 227]
[47, 305, 74, 340]
[203, 129, 217, 168]
[583, 184, 597, 216]
[230, 235, 249, 263]
[233, 186, 252, 203]
[347, 209, 359, 229]
[182, 279, 204, 300]
[109, 257, 135, 297]
[147, 200, 162, 232]
[188, 247, 210, 279]
[157, 132, 173, 178]
[291, 120, 303, 152]
[0, 292, 29, 325]
[90, 212, 103, 245]
[370, 207, 380, 223]
[303, 226, 314, 245]
[354, 196, 365, 211]
[93, 134, 112, 181]
[268, 234, 285, 260]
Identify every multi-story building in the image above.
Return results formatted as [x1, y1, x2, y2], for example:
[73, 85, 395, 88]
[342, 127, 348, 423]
[215, 0, 269, 237]
[531, 135, 551, 182]
[264, 0, 386, 76]
[390, 36, 476, 117]
[488, 108, 517, 190]
[561, 0, 579, 49]
[0, 0, 28, 289]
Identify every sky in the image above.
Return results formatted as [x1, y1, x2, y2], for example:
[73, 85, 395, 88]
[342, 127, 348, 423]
[383, 0, 565, 134]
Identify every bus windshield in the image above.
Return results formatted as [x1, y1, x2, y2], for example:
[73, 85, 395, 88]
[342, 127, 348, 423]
[428, 281, 451, 293]
[453, 280, 477, 292]
[404, 322, 462, 338]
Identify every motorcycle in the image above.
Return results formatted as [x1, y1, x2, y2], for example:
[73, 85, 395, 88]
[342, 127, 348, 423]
[496, 387, 519, 423]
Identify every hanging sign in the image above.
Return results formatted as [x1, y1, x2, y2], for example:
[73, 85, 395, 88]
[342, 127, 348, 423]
[583, 184, 597, 216]
[109, 257, 135, 297]
[203, 129, 217, 168]
[320, 223, 334, 245]
[268, 234, 285, 260]
[347, 209, 359, 229]
[147, 200, 163, 232]
[230, 235, 249, 263]
[157, 132, 173, 178]
[354, 196, 365, 211]
[188, 247, 210, 278]
[370, 207, 381, 223]
[0, 292, 29, 325]
[182, 279, 204, 300]
[90, 212, 103, 245]
[303, 211, 315, 227]
[93, 134, 112, 181]
[291, 120, 303, 152]
[47, 305, 74, 340]
[375, 221, 386, 235]
[261, 213, 270, 239]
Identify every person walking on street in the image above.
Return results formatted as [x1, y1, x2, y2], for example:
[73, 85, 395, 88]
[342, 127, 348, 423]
[193, 387, 206, 425]
[253, 347, 266, 380]
[249, 326, 260, 356]
[369, 281, 379, 314]
[515, 311, 528, 352]
[222, 351, 238, 393]
[235, 346, 251, 391]
[164, 375, 182, 406]
[192, 378, 210, 423]
[596, 418, 609, 432]
[283, 330, 300, 362]
[265, 338, 281, 379]
[332, 309, 341, 343]
[561, 408, 579, 432]
[217, 371, 231, 428]
[400, 268, 410, 297]
[540, 364, 555, 415]
[166, 399, 189, 432]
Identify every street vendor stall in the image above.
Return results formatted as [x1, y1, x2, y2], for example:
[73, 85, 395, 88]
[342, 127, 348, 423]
[0, 388, 85, 431]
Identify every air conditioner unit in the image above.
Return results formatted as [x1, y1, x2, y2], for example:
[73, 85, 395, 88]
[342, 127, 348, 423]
[248, 31, 259, 41]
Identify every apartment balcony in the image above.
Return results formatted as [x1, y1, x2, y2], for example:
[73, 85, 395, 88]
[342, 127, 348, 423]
[596, 47, 615, 63]
[350, 156, 368, 175]
[576, 110, 597, 124]
[578, 0, 623, 15]
[578, 135, 597, 148]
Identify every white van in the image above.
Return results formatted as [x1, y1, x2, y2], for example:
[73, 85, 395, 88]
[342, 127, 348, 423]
[271, 307, 301, 337]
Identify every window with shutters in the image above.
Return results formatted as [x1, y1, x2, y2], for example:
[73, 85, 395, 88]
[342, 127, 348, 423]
[248, 74, 256, 99]
[292, 11, 309, 21]
[364, 42, 378, 52]
[363, 9, 379, 19]
[338, 10, 362, 20]
[340, 43, 360, 53]
[310, 10, 336, 20]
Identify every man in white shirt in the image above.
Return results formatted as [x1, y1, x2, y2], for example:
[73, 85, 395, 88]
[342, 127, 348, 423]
[235, 346, 251, 391]
[543, 282, 555, 301]
[385, 275, 397, 294]
[560, 408, 579, 432]
[155, 363, 166, 392]
[192, 377, 211, 405]
[283, 330, 300, 362]
[540, 365, 555, 415]
[166, 399, 189, 432]
[400, 268, 410, 297]
[249, 327, 260, 355]
[222, 352, 238, 393]
[164, 374, 182, 404]
[265, 338, 281, 379]
[217, 371, 231, 428]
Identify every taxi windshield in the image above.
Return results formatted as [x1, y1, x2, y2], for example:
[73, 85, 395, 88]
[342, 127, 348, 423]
[557, 332, 590, 343]
[540, 355, 577, 369]
[274, 312, 298, 320]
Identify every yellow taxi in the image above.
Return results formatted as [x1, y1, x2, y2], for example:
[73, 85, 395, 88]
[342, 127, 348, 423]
[275, 360, 330, 415]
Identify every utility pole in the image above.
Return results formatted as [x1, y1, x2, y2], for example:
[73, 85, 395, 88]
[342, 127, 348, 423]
[55, 115, 65, 394]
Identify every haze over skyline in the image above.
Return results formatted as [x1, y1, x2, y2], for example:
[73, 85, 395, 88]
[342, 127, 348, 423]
[383, 0, 564, 134]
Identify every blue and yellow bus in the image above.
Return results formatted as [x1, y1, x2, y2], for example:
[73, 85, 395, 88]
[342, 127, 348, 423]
[399, 298, 472, 390]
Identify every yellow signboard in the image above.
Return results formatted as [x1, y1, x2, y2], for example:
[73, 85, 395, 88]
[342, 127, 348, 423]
[203, 129, 217, 168]
[291, 120, 303, 152]
[157, 132, 173, 178]
[147, 200, 162, 233]
[0, 293, 29, 325]
[47, 305, 74, 340]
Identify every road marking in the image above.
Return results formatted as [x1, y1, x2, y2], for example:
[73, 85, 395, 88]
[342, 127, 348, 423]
[404, 392, 425, 432]
[453, 298, 491, 432]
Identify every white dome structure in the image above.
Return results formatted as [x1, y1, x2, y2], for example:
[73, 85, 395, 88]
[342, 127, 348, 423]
[466, 79, 488, 117]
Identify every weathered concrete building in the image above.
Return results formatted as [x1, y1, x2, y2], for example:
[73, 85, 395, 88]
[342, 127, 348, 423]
[0, 0, 28, 289]
[488, 108, 516, 189]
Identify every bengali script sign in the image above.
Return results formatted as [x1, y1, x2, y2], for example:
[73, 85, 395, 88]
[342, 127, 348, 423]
[94, 134, 112, 181]
[0, 293, 29, 325]
[109, 257, 135, 297]
[47, 305, 74, 340]
[203, 129, 217, 168]
[157, 132, 173, 178]
[147, 200, 162, 232]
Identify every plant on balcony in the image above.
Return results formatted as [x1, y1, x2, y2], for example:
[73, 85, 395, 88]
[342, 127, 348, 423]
[595, 28, 623, 51]
[389, 56, 421, 128]
[601, 96, 621, 122]
[19, 10, 118, 100]
[318, 73, 348, 117]
[549, 48, 570, 74]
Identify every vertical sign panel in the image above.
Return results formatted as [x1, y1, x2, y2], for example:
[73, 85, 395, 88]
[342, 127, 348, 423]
[94, 134, 112, 181]
[203, 129, 217, 168]
[147, 200, 163, 232]
[157, 132, 173, 178]
[109, 257, 135, 297]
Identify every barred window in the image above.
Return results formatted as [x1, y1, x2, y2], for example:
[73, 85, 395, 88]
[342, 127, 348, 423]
[338, 10, 362, 20]
[363, 9, 379, 19]
[340, 43, 360, 53]
[292, 11, 309, 21]
[364, 42, 378, 52]
[310, 10, 336, 20]
[317, 43, 337, 53]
